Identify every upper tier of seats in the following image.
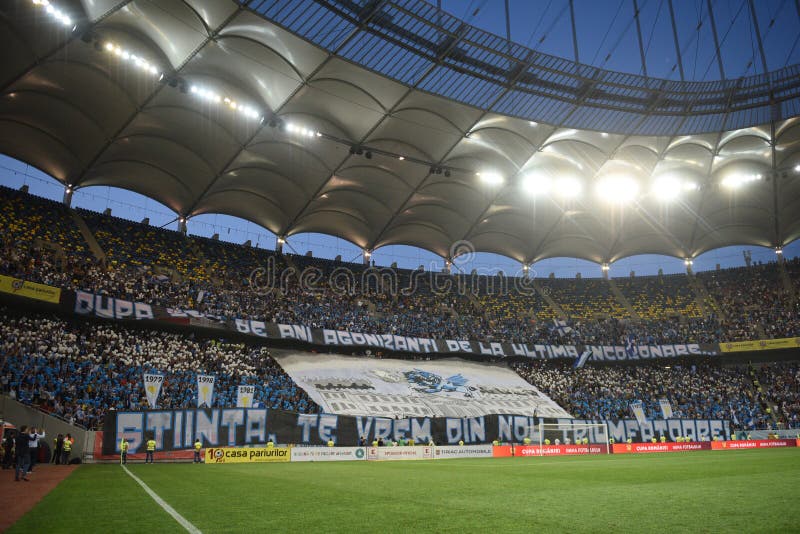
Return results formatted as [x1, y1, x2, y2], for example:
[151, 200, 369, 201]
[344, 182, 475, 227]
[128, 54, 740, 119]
[1, 186, 798, 345]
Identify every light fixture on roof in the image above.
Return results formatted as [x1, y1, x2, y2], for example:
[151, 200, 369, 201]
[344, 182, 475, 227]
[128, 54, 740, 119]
[32, 0, 72, 26]
[554, 176, 582, 198]
[596, 174, 639, 203]
[794, 164, 800, 173]
[684, 258, 693, 266]
[721, 172, 762, 189]
[776, 247, 783, 255]
[285, 122, 319, 136]
[398, 156, 405, 161]
[529, 121, 538, 127]
[521, 171, 552, 196]
[478, 171, 504, 186]
[101, 41, 161, 77]
[651, 173, 695, 200]
[601, 132, 609, 138]
[277, 237, 286, 245]
[190, 84, 260, 118]
[601, 263, 610, 272]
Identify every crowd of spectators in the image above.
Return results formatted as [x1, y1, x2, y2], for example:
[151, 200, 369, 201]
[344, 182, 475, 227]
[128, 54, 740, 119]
[0, 308, 318, 429]
[751, 362, 800, 429]
[1, 185, 799, 346]
[512, 359, 787, 429]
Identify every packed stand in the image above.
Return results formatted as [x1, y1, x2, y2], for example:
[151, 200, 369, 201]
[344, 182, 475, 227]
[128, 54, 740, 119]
[0, 308, 319, 429]
[615, 274, 702, 319]
[3, 187, 800, 346]
[513, 359, 775, 429]
[539, 277, 627, 320]
[697, 262, 800, 341]
[751, 362, 800, 429]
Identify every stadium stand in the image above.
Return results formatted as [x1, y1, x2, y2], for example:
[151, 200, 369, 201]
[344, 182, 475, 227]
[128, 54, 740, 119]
[513, 360, 783, 429]
[615, 274, 702, 319]
[2, 187, 800, 345]
[0, 308, 319, 430]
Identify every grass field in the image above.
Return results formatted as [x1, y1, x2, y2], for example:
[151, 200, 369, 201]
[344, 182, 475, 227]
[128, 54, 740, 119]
[9, 449, 800, 533]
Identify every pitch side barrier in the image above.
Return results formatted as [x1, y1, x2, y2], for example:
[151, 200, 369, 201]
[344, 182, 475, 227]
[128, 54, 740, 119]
[99, 407, 731, 457]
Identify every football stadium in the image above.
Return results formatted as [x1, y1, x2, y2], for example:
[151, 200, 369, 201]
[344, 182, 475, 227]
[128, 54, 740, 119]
[1, 0, 800, 531]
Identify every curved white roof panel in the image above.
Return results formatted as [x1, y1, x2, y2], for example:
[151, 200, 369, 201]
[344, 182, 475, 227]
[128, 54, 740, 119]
[1, 0, 799, 264]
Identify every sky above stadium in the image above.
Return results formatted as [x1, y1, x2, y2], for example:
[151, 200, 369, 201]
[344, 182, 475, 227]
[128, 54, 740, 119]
[1, 0, 798, 277]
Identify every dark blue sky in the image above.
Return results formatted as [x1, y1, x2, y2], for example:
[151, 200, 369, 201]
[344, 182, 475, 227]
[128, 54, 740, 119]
[1, 1, 798, 277]
[436, 0, 800, 81]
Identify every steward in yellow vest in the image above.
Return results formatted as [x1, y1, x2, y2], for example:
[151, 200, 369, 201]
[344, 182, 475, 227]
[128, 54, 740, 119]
[145, 438, 156, 464]
[119, 438, 128, 465]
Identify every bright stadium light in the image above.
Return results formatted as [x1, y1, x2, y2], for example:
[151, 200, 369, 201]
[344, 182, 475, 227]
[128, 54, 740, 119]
[521, 171, 552, 196]
[652, 174, 682, 200]
[652, 173, 696, 200]
[285, 122, 319, 137]
[478, 171, 504, 186]
[32, 0, 72, 26]
[794, 164, 800, 173]
[554, 176, 582, 198]
[102, 41, 162, 78]
[190, 84, 260, 119]
[721, 172, 762, 189]
[596, 174, 639, 203]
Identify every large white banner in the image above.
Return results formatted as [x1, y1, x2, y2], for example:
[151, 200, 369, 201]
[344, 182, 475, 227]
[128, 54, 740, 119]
[291, 447, 366, 462]
[143, 373, 164, 409]
[274, 353, 570, 418]
[367, 445, 434, 461]
[433, 445, 494, 459]
[197, 375, 215, 407]
[237, 385, 255, 408]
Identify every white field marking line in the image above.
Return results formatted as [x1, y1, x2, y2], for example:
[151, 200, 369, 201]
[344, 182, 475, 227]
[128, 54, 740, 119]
[121, 465, 202, 534]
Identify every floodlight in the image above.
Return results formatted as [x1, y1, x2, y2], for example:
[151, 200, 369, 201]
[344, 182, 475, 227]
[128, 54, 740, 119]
[521, 171, 552, 196]
[721, 172, 762, 189]
[651, 174, 682, 200]
[554, 176, 582, 198]
[596, 174, 638, 203]
[479, 171, 504, 186]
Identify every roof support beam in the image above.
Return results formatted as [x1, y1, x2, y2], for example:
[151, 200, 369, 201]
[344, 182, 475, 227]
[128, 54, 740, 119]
[633, 0, 648, 77]
[569, 0, 580, 66]
[667, 0, 685, 81]
[747, 0, 769, 75]
[707, 0, 726, 80]
[771, 122, 781, 247]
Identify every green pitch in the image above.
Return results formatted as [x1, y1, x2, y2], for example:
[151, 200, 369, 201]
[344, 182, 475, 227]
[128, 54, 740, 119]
[10, 449, 800, 533]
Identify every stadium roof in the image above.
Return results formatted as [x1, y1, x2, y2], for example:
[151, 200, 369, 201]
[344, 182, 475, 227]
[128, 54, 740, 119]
[2, 0, 800, 264]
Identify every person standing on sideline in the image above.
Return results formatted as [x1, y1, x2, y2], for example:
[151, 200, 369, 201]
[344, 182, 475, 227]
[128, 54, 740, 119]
[145, 435, 156, 464]
[28, 427, 45, 473]
[52, 434, 64, 464]
[193, 438, 202, 463]
[2, 430, 15, 469]
[120, 437, 129, 465]
[15, 426, 32, 481]
[62, 434, 73, 465]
